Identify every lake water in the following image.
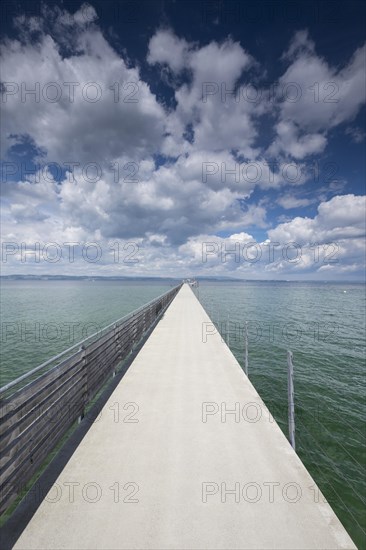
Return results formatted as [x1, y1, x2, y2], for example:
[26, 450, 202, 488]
[1, 279, 365, 547]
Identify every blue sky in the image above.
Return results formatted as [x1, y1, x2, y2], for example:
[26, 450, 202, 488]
[1, 1, 365, 279]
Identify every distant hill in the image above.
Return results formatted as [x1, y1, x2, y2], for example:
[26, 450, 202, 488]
[0, 274, 241, 282]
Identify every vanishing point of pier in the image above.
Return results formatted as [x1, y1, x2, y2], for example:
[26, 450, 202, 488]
[0, 284, 356, 549]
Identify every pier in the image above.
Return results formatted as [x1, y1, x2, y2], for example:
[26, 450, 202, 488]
[1, 284, 356, 549]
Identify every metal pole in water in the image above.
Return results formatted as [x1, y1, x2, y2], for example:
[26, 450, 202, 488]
[287, 350, 296, 450]
[227, 314, 230, 346]
[244, 321, 248, 376]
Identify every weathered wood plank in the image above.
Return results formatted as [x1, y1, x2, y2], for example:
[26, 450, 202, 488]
[0, 284, 182, 514]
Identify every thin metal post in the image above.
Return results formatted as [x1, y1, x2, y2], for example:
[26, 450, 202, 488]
[227, 314, 230, 346]
[244, 321, 248, 376]
[287, 350, 296, 450]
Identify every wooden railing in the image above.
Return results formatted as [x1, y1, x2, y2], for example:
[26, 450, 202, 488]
[0, 284, 182, 514]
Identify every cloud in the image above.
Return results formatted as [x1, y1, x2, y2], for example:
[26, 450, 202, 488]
[345, 126, 366, 143]
[148, 30, 259, 155]
[268, 120, 327, 159]
[56, 156, 267, 245]
[268, 194, 366, 244]
[1, 7, 166, 165]
[1, 10, 365, 280]
[269, 30, 366, 159]
[147, 29, 190, 73]
[277, 194, 313, 209]
[1, 187, 364, 279]
[278, 33, 366, 133]
[281, 30, 315, 61]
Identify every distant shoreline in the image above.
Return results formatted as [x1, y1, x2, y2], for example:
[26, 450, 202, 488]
[1, 275, 365, 284]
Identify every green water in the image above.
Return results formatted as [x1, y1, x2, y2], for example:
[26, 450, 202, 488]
[198, 281, 365, 549]
[0, 280, 175, 384]
[1, 279, 365, 547]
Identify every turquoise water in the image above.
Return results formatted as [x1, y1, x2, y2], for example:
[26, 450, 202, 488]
[1, 279, 365, 547]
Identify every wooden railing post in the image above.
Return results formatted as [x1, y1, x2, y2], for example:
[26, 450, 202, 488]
[0, 283, 182, 515]
[113, 323, 120, 377]
[78, 345, 87, 423]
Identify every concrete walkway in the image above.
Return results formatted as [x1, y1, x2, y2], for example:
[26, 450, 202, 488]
[14, 284, 356, 549]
